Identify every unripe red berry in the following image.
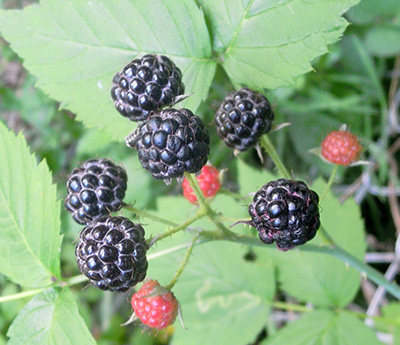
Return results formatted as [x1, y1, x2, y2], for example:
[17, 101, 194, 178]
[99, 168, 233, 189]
[321, 130, 362, 166]
[131, 280, 178, 330]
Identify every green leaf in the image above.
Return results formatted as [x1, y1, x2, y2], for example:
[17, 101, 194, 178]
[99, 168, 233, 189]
[7, 287, 96, 345]
[0, 122, 61, 287]
[142, 195, 275, 345]
[262, 310, 381, 345]
[148, 239, 275, 345]
[198, 0, 360, 89]
[365, 25, 400, 57]
[266, 178, 366, 308]
[236, 160, 277, 198]
[0, 0, 216, 141]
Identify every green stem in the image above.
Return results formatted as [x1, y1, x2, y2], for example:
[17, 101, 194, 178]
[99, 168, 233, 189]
[166, 233, 200, 290]
[260, 135, 291, 179]
[184, 172, 210, 211]
[148, 209, 207, 245]
[0, 287, 47, 304]
[123, 205, 177, 227]
[185, 172, 237, 239]
[0, 274, 88, 304]
[321, 164, 339, 201]
[271, 301, 312, 313]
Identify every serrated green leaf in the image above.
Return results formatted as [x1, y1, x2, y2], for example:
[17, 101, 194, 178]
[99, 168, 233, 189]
[0, 122, 61, 287]
[262, 310, 381, 345]
[265, 178, 366, 308]
[7, 287, 96, 345]
[0, 0, 216, 142]
[198, 0, 360, 89]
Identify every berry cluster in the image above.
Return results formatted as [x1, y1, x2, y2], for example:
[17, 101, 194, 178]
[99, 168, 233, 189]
[62, 53, 365, 331]
[214, 88, 274, 151]
[113, 54, 210, 183]
[75, 216, 148, 292]
[127, 108, 210, 183]
[65, 158, 127, 225]
[248, 179, 320, 251]
[65, 159, 148, 292]
[111, 54, 184, 122]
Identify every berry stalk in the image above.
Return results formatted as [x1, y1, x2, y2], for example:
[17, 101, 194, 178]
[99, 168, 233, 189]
[166, 233, 200, 290]
[148, 209, 207, 246]
[259, 135, 291, 179]
[123, 204, 177, 227]
[320, 164, 339, 201]
[184, 172, 237, 239]
[0, 274, 89, 304]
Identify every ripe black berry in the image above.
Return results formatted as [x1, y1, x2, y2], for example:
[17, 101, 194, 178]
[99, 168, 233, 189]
[248, 179, 320, 251]
[75, 216, 148, 292]
[65, 158, 127, 225]
[214, 88, 274, 151]
[111, 54, 185, 122]
[126, 108, 210, 183]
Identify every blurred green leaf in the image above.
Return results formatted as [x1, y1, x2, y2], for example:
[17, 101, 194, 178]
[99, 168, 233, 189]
[237, 160, 276, 197]
[365, 24, 400, 57]
[0, 0, 216, 141]
[0, 121, 61, 287]
[374, 303, 400, 342]
[262, 310, 381, 345]
[346, 0, 400, 24]
[198, 0, 360, 89]
[121, 156, 153, 210]
[7, 288, 96, 345]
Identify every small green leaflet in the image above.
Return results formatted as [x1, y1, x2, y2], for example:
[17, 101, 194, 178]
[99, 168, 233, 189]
[262, 310, 381, 345]
[197, 0, 360, 89]
[7, 288, 96, 345]
[0, 122, 61, 287]
[0, 0, 216, 141]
